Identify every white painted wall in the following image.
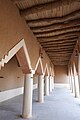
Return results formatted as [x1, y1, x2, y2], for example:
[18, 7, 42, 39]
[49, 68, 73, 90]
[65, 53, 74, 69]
[0, 84, 37, 102]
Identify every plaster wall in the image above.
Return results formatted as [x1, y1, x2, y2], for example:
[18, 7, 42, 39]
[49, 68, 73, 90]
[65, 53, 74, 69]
[0, 0, 51, 70]
[54, 65, 69, 84]
[0, 56, 24, 91]
[0, 56, 38, 91]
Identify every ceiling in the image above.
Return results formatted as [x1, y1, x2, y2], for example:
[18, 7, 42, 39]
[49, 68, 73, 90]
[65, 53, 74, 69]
[12, 0, 80, 65]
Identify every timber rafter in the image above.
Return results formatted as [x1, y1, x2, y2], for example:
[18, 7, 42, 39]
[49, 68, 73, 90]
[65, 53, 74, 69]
[35, 26, 80, 37]
[27, 10, 80, 27]
[31, 19, 80, 33]
[12, 0, 80, 65]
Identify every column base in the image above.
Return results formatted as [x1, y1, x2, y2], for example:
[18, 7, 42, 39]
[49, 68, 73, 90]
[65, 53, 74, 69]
[44, 94, 49, 96]
[38, 99, 44, 103]
[39, 101, 44, 103]
[75, 94, 80, 98]
[22, 114, 32, 119]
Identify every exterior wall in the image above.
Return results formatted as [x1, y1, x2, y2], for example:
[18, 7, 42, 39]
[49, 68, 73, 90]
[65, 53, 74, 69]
[0, 0, 51, 70]
[54, 65, 69, 84]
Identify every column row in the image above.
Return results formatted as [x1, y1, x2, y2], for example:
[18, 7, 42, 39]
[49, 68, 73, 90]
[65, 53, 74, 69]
[22, 73, 54, 119]
[69, 57, 80, 98]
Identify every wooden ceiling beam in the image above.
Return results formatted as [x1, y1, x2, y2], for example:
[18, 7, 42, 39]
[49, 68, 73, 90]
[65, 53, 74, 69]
[31, 19, 80, 33]
[46, 51, 73, 54]
[50, 55, 70, 57]
[35, 26, 80, 37]
[50, 57, 70, 60]
[40, 38, 77, 46]
[45, 46, 74, 49]
[49, 57, 71, 59]
[27, 9, 80, 27]
[37, 31, 79, 41]
[51, 59, 70, 62]
[43, 45, 75, 50]
[12, 0, 25, 3]
[52, 62, 69, 64]
[50, 56, 70, 58]
[53, 60, 69, 62]
[39, 37, 78, 44]
[46, 49, 73, 53]
[46, 47, 73, 50]
[52, 56, 70, 59]
[38, 36, 78, 43]
[46, 46, 74, 50]
[48, 53, 72, 57]
[53, 63, 68, 65]
[46, 49, 74, 52]
[41, 40, 77, 47]
[52, 61, 69, 63]
[54, 60, 69, 62]
[54, 63, 68, 65]
[20, 0, 78, 18]
[51, 55, 73, 58]
[50, 59, 70, 61]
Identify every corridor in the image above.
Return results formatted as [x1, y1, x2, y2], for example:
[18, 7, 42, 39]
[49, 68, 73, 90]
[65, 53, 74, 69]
[0, 86, 80, 120]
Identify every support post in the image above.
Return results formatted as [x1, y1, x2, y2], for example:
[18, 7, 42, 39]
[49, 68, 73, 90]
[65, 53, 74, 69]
[49, 76, 52, 93]
[38, 75, 44, 103]
[78, 53, 80, 97]
[52, 76, 54, 90]
[22, 73, 33, 118]
[71, 67, 75, 94]
[44, 76, 49, 96]
[73, 62, 79, 98]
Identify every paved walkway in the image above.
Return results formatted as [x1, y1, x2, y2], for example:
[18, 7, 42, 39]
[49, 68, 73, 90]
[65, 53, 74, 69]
[0, 87, 80, 120]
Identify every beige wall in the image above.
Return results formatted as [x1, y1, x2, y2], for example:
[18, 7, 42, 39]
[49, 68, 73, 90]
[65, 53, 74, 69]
[0, 56, 24, 91]
[0, 56, 38, 91]
[0, 0, 51, 70]
[54, 65, 69, 84]
[0, 0, 54, 91]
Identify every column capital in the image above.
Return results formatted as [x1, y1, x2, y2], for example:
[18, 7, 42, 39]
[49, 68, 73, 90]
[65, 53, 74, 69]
[25, 73, 33, 79]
